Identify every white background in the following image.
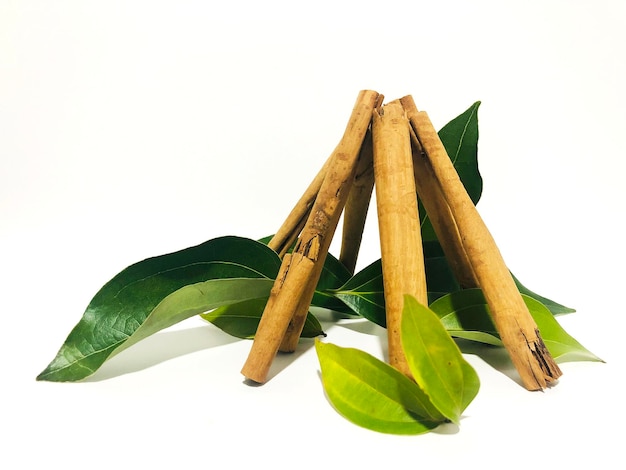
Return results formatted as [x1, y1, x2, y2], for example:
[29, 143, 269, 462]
[2, 1, 625, 468]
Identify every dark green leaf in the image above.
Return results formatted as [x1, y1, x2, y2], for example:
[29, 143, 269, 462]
[311, 251, 353, 313]
[257, 234, 352, 313]
[315, 340, 446, 435]
[200, 297, 325, 339]
[438, 101, 482, 204]
[422, 241, 573, 315]
[332, 259, 386, 327]
[401, 295, 480, 423]
[512, 273, 576, 315]
[423, 240, 461, 303]
[330, 244, 461, 324]
[421, 102, 482, 241]
[37, 236, 282, 382]
[257, 234, 275, 245]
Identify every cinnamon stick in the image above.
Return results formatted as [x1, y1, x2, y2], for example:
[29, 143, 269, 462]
[400, 95, 562, 390]
[339, 128, 375, 274]
[372, 99, 427, 378]
[402, 99, 479, 289]
[278, 90, 383, 352]
[241, 90, 382, 382]
[240, 253, 315, 383]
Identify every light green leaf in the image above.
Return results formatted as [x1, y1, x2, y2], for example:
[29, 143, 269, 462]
[401, 295, 480, 423]
[315, 340, 446, 435]
[429, 289, 602, 362]
[524, 296, 602, 362]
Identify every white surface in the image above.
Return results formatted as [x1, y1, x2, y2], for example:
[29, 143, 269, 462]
[2, 1, 625, 468]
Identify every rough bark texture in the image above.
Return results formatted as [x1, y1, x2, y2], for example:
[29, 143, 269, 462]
[401, 95, 561, 390]
[241, 90, 382, 383]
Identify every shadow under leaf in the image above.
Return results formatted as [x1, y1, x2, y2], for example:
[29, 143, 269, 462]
[455, 338, 524, 387]
[244, 338, 318, 385]
[85, 325, 241, 382]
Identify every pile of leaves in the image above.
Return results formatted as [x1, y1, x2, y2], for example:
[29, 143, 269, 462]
[37, 103, 601, 434]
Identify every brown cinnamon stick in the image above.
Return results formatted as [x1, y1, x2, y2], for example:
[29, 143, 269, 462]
[402, 99, 479, 289]
[240, 253, 315, 383]
[400, 95, 562, 390]
[241, 90, 382, 382]
[278, 90, 383, 352]
[372, 99, 428, 378]
[339, 128, 375, 274]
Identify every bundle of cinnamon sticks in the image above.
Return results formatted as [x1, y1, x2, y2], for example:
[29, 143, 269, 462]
[241, 90, 562, 391]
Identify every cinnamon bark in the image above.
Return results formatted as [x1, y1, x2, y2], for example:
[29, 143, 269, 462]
[339, 128, 375, 274]
[240, 253, 315, 383]
[278, 90, 383, 352]
[401, 95, 561, 390]
[372, 100, 427, 378]
[401, 98, 479, 289]
[241, 90, 382, 382]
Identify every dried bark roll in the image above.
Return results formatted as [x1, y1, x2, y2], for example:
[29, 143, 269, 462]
[372, 99, 428, 378]
[401, 97, 479, 289]
[278, 90, 383, 352]
[339, 128, 375, 274]
[241, 90, 382, 383]
[240, 253, 315, 383]
[401, 95, 562, 390]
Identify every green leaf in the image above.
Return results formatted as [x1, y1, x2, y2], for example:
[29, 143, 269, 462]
[429, 289, 602, 362]
[438, 102, 482, 205]
[256, 234, 275, 245]
[512, 273, 576, 315]
[421, 102, 482, 241]
[311, 251, 353, 313]
[315, 340, 446, 435]
[200, 297, 325, 339]
[423, 240, 461, 303]
[258, 234, 352, 313]
[524, 296, 602, 362]
[401, 295, 480, 424]
[330, 243, 462, 324]
[332, 259, 386, 327]
[428, 288, 502, 346]
[37, 236, 282, 382]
